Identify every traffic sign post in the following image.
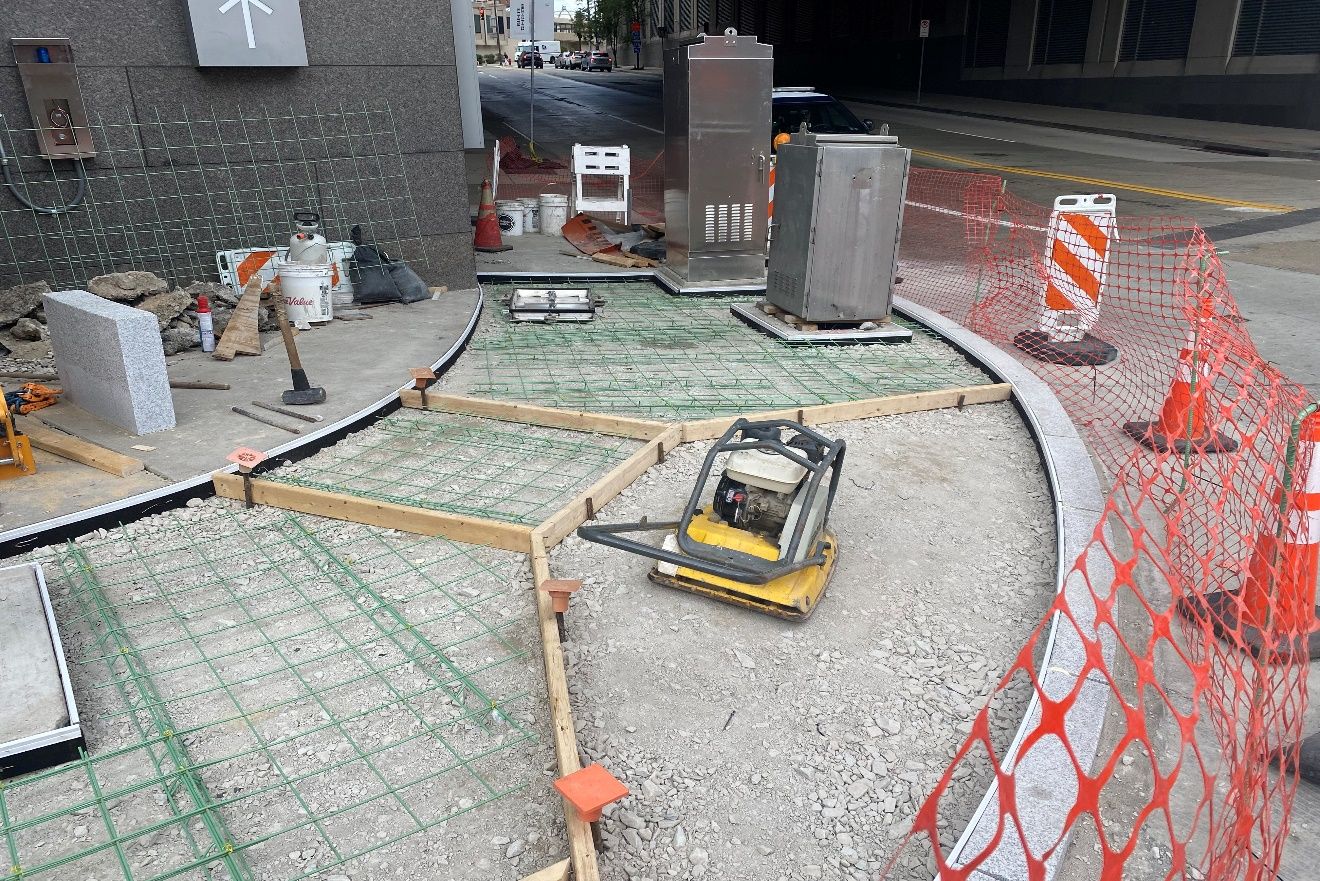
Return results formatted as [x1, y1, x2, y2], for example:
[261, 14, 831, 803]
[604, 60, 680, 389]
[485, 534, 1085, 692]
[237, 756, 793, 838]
[631, 21, 642, 69]
[917, 19, 930, 105]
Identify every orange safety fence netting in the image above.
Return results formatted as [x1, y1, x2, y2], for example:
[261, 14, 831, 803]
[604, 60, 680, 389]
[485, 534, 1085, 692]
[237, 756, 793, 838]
[882, 168, 1317, 880]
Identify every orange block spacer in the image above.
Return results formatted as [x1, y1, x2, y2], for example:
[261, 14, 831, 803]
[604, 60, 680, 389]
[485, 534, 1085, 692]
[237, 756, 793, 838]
[409, 367, 435, 390]
[553, 763, 628, 823]
[539, 578, 582, 614]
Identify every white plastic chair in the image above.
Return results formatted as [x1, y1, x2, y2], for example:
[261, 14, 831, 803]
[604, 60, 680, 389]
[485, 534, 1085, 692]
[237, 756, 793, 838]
[572, 144, 631, 224]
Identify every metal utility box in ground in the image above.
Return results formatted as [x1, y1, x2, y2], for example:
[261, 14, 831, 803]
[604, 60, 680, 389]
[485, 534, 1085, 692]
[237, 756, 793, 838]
[0, 562, 83, 776]
[767, 133, 910, 323]
[660, 29, 772, 293]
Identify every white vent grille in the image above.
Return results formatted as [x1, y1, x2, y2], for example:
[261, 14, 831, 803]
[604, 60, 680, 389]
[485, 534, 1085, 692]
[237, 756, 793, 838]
[703, 202, 757, 244]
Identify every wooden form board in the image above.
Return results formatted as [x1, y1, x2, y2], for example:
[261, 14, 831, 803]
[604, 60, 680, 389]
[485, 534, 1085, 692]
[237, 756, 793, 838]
[679, 383, 1013, 442]
[16, 417, 144, 478]
[519, 859, 570, 881]
[400, 391, 668, 441]
[529, 534, 600, 881]
[537, 426, 682, 547]
[211, 472, 533, 552]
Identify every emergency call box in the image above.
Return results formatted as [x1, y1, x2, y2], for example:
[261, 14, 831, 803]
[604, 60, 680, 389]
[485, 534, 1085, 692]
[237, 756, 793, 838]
[11, 38, 96, 160]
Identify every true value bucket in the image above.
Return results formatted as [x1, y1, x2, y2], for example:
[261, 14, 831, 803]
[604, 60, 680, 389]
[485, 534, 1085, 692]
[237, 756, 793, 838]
[539, 193, 570, 236]
[278, 260, 334, 324]
[496, 200, 524, 237]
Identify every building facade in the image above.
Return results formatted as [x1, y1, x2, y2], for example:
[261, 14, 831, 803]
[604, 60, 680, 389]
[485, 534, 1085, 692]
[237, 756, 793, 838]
[0, 1, 476, 290]
[632, 0, 1320, 129]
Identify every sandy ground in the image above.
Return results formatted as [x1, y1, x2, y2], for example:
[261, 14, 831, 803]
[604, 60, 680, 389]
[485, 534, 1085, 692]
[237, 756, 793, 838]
[547, 403, 1056, 881]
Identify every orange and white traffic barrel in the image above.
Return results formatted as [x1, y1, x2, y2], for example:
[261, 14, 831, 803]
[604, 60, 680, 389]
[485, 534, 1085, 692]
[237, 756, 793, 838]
[1014, 194, 1119, 366]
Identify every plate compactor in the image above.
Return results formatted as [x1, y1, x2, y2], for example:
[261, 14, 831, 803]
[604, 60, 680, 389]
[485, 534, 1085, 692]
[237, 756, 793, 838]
[577, 420, 844, 620]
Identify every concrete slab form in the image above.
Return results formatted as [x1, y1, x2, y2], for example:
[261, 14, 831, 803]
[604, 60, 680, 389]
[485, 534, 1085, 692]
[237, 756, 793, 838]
[0, 271, 1103, 881]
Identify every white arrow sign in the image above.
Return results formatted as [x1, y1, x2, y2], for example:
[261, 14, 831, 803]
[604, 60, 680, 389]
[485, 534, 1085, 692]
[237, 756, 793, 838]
[218, 0, 274, 49]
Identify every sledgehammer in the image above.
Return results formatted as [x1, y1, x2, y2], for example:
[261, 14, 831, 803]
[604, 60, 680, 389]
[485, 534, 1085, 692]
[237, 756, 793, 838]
[273, 290, 327, 406]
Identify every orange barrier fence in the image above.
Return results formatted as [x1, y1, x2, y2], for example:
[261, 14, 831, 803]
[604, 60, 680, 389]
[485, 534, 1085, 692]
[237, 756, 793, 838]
[884, 168, 1316, 880]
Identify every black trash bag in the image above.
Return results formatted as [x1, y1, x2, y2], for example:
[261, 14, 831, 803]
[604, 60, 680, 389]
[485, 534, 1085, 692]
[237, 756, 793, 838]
[348, 225, 431, 305]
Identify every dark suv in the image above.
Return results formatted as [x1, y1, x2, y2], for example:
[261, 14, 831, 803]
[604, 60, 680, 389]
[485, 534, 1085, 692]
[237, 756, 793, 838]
[772, 87, 873, 146]
[517, 51, 544, 68]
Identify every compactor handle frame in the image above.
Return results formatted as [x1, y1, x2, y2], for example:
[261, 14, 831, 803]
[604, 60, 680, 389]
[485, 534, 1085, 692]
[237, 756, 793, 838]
[576, 419, 845, 585]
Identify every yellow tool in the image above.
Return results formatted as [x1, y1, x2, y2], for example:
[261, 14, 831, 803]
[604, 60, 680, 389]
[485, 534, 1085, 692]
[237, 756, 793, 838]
[577, 419, 844, 620]
[0, 393, 36, 479]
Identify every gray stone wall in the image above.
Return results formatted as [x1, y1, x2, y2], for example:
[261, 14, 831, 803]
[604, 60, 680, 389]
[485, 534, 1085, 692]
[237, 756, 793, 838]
[0, 1, 474, 290]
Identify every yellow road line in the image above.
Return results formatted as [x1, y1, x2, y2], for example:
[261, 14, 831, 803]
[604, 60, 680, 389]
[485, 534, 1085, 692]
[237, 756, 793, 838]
[912, 148, 1296, 213]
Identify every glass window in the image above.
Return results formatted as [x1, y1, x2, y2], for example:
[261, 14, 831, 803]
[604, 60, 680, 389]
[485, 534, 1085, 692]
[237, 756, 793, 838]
[1234, 0, 1320, 56]
[1032, 0, 1092, 65]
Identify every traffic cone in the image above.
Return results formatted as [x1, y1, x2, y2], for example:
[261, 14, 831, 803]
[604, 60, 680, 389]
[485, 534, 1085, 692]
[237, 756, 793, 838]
[1184, 411, 1320, 661]
[473, 179, 512, 253]
[1122, 345, 1237, 454]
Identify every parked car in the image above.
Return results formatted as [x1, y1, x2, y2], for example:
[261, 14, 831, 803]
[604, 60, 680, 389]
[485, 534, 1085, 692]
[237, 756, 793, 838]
[554, 52, 574, 69]
[583, 51, 612, 72]
[570, 51, 587, 69]
[771, 87, 873, 148]
[517, 51, 544, 68]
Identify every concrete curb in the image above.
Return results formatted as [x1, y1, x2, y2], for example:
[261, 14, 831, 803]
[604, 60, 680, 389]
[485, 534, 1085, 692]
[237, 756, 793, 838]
[893, 297, 1113, 880]
[0, 291, 486, 558]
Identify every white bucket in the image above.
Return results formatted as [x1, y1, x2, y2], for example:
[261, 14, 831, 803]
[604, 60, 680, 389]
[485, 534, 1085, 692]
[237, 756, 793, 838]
[278, 261, 334, 324]
[496, 200, 524, 237]
[539, 193, 570, 237]
[520, 197, 541, 233]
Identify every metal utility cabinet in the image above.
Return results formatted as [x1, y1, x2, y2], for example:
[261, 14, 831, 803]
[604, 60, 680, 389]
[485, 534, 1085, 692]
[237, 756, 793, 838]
[767, 132, 911, 323]
[660, 29, 773, 292]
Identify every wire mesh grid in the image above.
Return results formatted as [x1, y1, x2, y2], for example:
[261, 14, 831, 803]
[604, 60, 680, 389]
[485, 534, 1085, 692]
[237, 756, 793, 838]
[449, 282, 991, 418]
[2, 505, 544, 881]
[0, 103, 428, 291]
[266, 410, 642, 525]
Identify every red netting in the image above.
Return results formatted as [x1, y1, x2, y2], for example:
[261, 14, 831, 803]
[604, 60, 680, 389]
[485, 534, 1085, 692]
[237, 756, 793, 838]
[881, 169, 1317, 880]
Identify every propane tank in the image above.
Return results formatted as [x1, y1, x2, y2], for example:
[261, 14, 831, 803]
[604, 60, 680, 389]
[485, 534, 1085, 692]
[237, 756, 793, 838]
[287, 210, 329, 264]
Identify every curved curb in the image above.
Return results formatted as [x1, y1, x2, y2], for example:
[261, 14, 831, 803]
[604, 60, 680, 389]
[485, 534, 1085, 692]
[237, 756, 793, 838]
[893, 297, 1113, 880]
[0, 291, 485, 559]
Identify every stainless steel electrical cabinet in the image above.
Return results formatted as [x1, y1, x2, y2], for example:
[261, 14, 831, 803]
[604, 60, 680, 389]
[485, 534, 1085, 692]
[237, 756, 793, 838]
[766, 132, 910, 323]
[660, 29, 772, 292]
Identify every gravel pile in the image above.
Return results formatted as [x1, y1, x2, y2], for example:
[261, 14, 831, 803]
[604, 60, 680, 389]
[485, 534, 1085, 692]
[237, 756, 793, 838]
[548, 404, 1054, 880]
[0, 271, 278, 367]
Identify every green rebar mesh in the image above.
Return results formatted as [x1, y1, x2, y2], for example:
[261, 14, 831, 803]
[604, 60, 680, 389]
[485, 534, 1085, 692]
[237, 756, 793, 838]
[1, 506, 542, 881]
[264, 409, 641, 525]
[451, 282, 989, 418]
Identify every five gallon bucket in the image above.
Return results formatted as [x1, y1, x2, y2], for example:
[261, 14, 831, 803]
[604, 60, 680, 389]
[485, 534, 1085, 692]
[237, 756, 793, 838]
[496, 200, 525, 237]
[520, 197, 541, 233]
[540, 193, 570, 237]
[278, 260, 334, 324]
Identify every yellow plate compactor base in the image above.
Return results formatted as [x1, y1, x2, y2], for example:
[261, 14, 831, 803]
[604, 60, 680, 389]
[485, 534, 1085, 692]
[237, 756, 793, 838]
[649, 509, 837, 621]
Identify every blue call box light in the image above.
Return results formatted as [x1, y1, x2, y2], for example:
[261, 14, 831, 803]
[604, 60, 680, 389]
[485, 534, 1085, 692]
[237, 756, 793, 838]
[35, 46, 51, 63]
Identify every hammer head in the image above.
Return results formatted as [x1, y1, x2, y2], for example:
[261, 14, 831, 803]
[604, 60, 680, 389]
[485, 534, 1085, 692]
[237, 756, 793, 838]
[282, 386, 326, 405]
[283, 368, 327, 406]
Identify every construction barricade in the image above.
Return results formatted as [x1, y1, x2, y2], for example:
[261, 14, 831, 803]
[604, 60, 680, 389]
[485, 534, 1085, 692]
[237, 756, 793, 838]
[881, 167, 1316, 881]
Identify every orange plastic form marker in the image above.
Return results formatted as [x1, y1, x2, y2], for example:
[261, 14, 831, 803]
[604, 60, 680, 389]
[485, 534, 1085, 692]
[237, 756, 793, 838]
[226, 446, 268, 473]
[539, 578, 582, 614]
[410, 367, 436, 389]
[554, 763, 628, 823]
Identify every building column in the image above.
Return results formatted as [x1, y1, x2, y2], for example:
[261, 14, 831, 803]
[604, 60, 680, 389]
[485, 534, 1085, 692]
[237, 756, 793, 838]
[1003, 0, 1038, 76]
[450, 0, 485, 149]
[1185, 0, 1238, 74]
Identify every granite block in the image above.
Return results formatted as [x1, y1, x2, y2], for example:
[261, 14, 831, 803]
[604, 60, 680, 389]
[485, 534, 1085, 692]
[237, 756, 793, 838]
[44, 289, 175, 435]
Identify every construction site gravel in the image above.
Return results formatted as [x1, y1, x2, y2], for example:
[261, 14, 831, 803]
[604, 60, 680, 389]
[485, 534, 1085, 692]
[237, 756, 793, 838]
[7, 395, 1055, 881]
[547, 403, 1055, 880]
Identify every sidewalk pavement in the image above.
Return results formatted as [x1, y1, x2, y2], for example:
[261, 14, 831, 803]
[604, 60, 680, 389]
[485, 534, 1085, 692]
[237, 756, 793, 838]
[839, 88, 1320, 161]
